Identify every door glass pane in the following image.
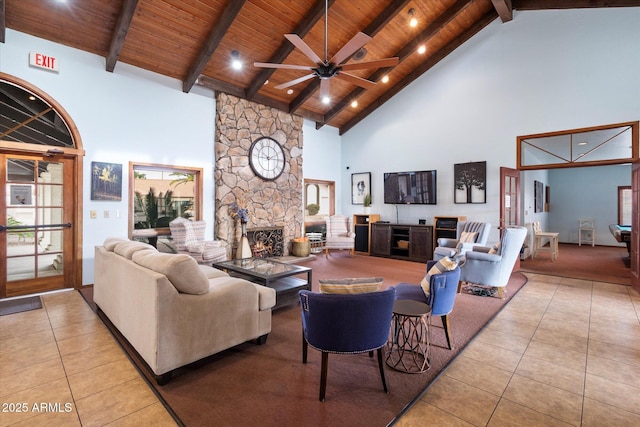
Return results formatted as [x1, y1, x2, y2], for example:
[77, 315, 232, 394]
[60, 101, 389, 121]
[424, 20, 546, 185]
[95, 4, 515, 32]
[7, 256, 35, 280]
[6, 159, 35, 183]
[37, 161, 64, 184]
[38, 253, 62, 277]
[37, 229, 64, 252]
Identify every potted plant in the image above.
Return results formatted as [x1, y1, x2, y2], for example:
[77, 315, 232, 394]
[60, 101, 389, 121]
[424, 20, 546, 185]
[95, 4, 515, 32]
[306, 203, 320, 216]
[363, 193, 371, 214]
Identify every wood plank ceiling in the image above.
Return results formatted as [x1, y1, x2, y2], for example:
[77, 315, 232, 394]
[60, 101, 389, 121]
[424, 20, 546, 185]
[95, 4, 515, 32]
[1, 0, 637, 135]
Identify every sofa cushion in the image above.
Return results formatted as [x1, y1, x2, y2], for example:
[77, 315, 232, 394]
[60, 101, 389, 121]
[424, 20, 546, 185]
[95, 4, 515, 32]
[104, 237, 128, 251]
[199, 265, 229, 279]
[132, 251, 209, 295]
[420, 257, 458, 297]
[113, 241, 156, 259]
[319, 277, 383, 294]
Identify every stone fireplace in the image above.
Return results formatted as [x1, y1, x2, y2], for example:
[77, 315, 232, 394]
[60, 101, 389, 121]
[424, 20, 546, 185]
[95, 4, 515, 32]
[247, 226, 284, 258]
[213, 93, 304, 258]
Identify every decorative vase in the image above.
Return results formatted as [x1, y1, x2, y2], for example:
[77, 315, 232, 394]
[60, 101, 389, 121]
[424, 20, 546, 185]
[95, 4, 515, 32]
[236, 222, 252, 259]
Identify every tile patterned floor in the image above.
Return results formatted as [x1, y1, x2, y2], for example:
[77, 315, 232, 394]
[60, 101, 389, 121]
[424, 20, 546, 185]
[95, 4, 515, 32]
[0, 273, 638, 426]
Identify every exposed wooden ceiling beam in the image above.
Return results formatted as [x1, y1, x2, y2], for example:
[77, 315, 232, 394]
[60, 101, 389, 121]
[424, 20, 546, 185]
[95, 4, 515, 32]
[320, 0, 472, 128]
[512, 0, 640, 9]
[246, 0, 336, 100]
[491, 0, 513, 22]
[183, 0, 246, 93]
[105, 0, 138, 72]
[339, 9, 499, 135]
[0, 0, 5, 44]
[290, 0, 411, 116]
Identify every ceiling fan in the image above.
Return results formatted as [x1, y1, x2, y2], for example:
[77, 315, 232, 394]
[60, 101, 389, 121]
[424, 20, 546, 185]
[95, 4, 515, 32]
[253, 0, 399, 102]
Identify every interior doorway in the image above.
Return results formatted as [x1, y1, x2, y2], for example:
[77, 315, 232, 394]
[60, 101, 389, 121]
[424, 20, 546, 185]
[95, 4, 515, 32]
[0, 73, 84, 298]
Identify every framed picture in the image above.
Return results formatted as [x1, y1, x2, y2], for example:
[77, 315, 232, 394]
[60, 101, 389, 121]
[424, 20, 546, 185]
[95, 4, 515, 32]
[534, 180, 544, 213]
[91, 161, 123, 201]
[10, 185, 33, 205]
[351, 172, 371, 205]
[454, 161, 486, 204]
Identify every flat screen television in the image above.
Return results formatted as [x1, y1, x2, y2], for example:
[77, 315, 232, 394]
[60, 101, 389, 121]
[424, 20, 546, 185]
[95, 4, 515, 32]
[383, 170, 437, 204]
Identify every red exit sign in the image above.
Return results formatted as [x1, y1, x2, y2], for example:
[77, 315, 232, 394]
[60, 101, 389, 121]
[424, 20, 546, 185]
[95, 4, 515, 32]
[29, 52, 59, 72]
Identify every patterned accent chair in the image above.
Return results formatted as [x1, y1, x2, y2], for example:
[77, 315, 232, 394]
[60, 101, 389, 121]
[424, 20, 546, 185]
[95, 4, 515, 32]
[169, 217, 227, 264]
[433, 221, 492, 261]
[324, 215, 356, 257]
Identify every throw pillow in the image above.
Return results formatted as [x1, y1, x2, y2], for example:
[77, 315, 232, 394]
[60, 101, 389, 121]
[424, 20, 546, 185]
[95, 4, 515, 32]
[132, 251, 209, 295]
[455, 231, 477, 250]
[420, 257, 458, 298]
[488, 241, 501, 254]
[319, 277, 383, 294]
[113, 241, 156, 259]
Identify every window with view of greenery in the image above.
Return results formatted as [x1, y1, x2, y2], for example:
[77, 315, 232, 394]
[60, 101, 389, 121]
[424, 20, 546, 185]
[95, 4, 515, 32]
[129, 163, 203, 236]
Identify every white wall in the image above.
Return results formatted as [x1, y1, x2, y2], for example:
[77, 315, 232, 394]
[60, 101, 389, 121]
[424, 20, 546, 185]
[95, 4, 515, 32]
[340, 8, 640, 245]
[549, 165, 630, 247]
[1, 30, 217, 284]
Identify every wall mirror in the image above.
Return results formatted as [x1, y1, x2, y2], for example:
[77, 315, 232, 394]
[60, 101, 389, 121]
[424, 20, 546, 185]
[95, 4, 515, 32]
[518, 121, 638, 169]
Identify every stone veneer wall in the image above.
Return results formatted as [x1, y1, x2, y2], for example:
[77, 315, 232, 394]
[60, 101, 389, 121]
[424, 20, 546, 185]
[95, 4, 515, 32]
[214, 93, 304, 257]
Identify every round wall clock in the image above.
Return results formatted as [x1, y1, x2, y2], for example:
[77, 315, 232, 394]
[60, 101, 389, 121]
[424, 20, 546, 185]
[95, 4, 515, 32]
[249, 137, 285, 180]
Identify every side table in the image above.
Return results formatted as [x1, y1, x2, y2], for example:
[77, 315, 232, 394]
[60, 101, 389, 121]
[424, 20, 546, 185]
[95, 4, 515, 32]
[306, 232, 324, 254]
[386, 299, 431, 373]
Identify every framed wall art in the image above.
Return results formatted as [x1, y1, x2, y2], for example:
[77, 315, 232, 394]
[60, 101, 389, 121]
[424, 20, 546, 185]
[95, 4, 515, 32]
[351, 172, 371, 205]
[91, 161, 123, 201]
[454, 161, 486, 204]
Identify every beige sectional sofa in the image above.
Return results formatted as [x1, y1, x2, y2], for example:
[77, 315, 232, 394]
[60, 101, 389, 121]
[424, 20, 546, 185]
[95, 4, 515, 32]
[94, 237, 276, 384]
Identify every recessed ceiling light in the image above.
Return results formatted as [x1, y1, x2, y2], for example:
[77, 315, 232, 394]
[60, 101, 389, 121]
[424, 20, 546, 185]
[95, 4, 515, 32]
[231, 50, 242, 70]
[351, 100, 358, 108]
[417, 45, 426, 54]
[408, 8, 418, 27]
[28, 95, 36, 101]
[577, 141, 588, 146]
[381, 75, 389, 83]
[287, 89, 294, 95]
[322, 96, 330, 105]
[264, 80, 269, 85]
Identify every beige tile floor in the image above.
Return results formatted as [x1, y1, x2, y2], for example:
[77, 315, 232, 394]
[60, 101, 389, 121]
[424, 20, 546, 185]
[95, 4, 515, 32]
[0, 273, 638, 426]
[396, 273, 640, 427]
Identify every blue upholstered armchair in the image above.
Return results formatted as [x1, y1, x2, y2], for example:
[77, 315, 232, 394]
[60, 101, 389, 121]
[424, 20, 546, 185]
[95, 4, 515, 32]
[459, 226, 527, 299]
[298, 287, 396, 402]
[395, 261, 461, 350]
[434, 221, 492, 261]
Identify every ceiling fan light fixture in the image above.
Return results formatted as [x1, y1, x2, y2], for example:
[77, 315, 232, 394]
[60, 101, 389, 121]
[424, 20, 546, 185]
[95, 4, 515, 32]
[231, 50, 242, 70]
[408, 8, 418, 27]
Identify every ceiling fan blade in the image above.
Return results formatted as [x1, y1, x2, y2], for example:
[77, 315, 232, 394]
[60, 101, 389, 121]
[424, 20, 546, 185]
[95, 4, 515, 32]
[274, 74, 316, 90]
[340, 57, 399, 71]
[320, 79, 330, 100]
[284, 34, 322, 64]
[330, 32, 372, 65]
[335, 72, 376, 89]
[253, 62, 314, 71]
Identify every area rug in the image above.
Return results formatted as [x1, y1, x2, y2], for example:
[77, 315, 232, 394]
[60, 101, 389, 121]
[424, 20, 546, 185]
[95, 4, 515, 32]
[0, 296, 42, 316]
[82, 255, 528, 427]
[520, 243, 630, 285]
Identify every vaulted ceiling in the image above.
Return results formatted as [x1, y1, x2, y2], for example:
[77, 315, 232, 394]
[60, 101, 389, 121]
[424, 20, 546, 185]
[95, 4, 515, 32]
[1, 0, 636, 135]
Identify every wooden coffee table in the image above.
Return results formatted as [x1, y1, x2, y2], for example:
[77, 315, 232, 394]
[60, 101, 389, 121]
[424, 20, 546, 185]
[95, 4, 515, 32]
[213, 258, 311, 309]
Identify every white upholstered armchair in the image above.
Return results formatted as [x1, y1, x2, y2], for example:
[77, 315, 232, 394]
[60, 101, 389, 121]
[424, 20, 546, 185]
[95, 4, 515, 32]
[324, 215, 355, 257]
[459, 226, 527, 298]
[169, 217, 227, 264]
[434, 221, 492, 261]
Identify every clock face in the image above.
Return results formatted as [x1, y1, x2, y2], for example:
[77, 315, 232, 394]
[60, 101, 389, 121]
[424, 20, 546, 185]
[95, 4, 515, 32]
[249, 137, 285, 181]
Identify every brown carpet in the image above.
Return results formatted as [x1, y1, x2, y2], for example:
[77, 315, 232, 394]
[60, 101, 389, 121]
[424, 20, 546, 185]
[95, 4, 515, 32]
[81, 254, 528, 427]
[520, 243, 630, 285]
